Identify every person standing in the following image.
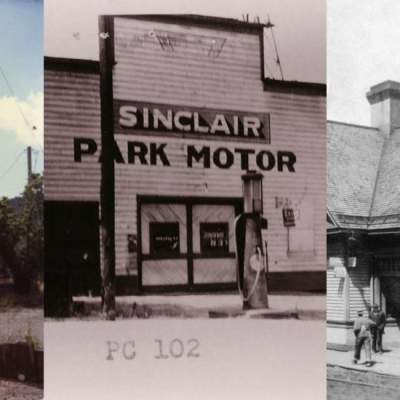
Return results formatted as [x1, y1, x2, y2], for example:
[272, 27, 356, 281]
[370, 304, 386, 353]
[353, 310, 376, 367]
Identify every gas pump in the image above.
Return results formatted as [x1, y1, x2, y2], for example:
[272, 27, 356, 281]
[235, 171, 269, 309]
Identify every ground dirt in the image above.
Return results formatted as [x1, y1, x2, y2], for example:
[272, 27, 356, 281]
[0, 308, 43, 347]
[0, 289, 43, 347]
[0, 379, 43, 400]
[328, 365, 400, 400]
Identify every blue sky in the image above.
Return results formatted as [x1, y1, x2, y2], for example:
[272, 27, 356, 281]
[0, 0, 43, 198]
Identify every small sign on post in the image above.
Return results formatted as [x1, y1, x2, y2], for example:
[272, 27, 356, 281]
[282, 207, 295, 227]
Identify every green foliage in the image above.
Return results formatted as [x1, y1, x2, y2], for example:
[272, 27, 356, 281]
[0, 198, 19, 276]
[0, 174, 43, 294]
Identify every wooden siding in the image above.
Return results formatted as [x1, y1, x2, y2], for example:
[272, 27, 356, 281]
[327, 268, 346, 321]
[44, 17, 326, 283]
[44, 69, 101, 201]
[327, 235, 373, 322]
[327, 236, 346, 321]
[347, 255, 371, 319]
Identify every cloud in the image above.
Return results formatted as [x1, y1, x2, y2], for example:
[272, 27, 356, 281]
[0, 91, 43, 147]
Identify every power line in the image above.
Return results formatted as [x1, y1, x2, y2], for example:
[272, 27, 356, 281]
[0, 64, 38, 136]
[0, 149, 26, 181]
[267, 14, 284, 80]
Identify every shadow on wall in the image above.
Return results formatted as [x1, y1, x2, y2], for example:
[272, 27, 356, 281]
[380, 278, 400, 329]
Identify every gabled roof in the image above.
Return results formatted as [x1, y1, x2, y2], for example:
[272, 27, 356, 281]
[327, 210, 338, 228]
[370, 129, 400, 217]
[328, 121, 400, 231]
[328, 121, 384, 215]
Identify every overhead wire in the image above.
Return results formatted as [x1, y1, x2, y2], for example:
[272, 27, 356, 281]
[0, 65, 33, 130]
[0, 149, 26, 181]
[267, 14, 284, 80]
[0, 64, 42, 147]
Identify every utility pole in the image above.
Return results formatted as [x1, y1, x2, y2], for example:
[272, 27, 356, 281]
[99, 15, 116, 320]
[27, 146, 32, 183]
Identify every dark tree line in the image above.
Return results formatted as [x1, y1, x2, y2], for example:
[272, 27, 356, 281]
[0, 174, 43, 294]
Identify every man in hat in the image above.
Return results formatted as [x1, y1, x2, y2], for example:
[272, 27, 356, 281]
[353, 310, 376, 367]
[369, 304, 386, 353]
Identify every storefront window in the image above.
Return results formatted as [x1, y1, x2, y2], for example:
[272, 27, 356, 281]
[149, 222, 180, 256]
[200, 222, 229, 255]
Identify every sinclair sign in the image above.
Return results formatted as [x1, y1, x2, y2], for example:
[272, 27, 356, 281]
[114, 100, 270, 143]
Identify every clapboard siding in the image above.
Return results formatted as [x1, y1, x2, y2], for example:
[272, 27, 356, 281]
[327, 268, 346, 321]
[45, 17, 326, 282]
[113, 133, 325, 275]
[348, 256, 371, 319]
[44, 69, 101, 201]
[327, 235, 347, 320]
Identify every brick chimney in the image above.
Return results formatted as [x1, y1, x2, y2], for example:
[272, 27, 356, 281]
[366, 80, 400, 136]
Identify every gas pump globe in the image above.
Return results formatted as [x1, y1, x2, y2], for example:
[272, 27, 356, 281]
[242, 171, 263, 214]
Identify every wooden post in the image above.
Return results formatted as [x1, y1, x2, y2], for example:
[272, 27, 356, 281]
[99, 15, 116, 320]
[27, 146, 32, 183]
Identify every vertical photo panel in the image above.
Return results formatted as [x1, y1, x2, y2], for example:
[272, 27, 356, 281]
[0, 0, 44, 398]
[44, 1, 326, 399]
[327, 0, 400, 397]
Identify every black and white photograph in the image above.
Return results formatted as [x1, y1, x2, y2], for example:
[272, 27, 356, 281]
[3, 0, 400, 399]
[43, 1, 326, 399]
[0, 0, 43, 399]
[327, 0, 400, 398]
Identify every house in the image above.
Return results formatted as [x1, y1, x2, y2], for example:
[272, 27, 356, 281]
[328, 80, 400, 346]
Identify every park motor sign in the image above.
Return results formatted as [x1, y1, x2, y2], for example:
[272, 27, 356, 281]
[73, 137, 296, 172]
[114, 100, 270, 143]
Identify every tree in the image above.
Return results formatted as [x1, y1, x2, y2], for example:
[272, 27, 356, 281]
[0, 198, 19, 280]
[0, 174, 43, 294]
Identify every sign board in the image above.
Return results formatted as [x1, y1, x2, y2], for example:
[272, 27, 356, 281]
[114, 100, 270, 143]
[282, 208, 296, 227]
[149, 222, 180, 256]
[347, 256, 357, 268]
[328, 257, 344, 268]
[200, 222, 229, 254]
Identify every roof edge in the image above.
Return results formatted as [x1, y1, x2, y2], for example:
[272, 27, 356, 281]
[105, 14, 271, 34]
[264, 79, 326, 97]
[327, 120, 379, 131]
[44, 57, 99, 73]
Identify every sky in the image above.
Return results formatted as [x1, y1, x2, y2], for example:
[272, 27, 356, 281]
[328, 0, 400, 125]
[0, 0, 43, 198]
